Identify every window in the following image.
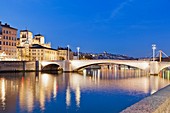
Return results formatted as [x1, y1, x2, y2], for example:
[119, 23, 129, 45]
[22, 34, 26, 38]
[6, 42, 8, 45]
[6, 36, 8, 40]
[9, 37, 11, 40]
[0, 46, 1, 50]
[6, 31, 8, 34]
[3, 41, 5, 45]
[0, 41, 1, 45]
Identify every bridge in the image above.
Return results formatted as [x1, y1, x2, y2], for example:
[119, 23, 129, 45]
[40, 60, 170, 75]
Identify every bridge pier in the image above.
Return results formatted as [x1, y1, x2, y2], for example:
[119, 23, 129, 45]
[63, 60, 72, 72]
[149, 61, 159, 75]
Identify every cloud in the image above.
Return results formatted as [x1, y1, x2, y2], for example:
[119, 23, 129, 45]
[110, 0, 134, 19]
[93, 0, 134, 23]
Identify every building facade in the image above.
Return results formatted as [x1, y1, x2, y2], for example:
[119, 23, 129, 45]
[17, 44, 58, 61]
[17, 30, 73, 61]
[0, 22, 17, 60]
[57, 47, 73, 60]
[32, 34, 51, 48]
[20, 30, 33, 46]
[17, 44, 73, 61]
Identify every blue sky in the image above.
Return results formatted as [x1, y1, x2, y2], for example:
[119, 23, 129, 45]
[0, 0, 170, 57]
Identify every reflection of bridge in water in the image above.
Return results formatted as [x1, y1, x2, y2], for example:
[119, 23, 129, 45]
[41, 60, 170, 75]
[0, 71, 169, 113]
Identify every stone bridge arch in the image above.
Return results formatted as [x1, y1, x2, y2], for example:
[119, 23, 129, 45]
[158, 62, 170, 72]
[70, 60, 150, 72]
[41, 61, 64, 71]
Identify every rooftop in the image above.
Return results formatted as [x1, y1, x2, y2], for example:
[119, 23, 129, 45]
[58, 46, 72, 51]
[35, 34, 44, 36]
[17, 44, 57, 51]
[20, 30, 31, 32]
[0, 21, 17, 30]
[31, 44, 57, 51]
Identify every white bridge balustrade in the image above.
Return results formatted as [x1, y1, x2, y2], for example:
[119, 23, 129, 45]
[40, 60, 170, 75]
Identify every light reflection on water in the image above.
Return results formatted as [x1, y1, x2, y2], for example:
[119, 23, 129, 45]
[0, 68, 169, 113]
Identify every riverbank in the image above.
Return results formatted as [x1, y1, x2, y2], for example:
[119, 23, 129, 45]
[0, 61, 39, 72]
[121, 84, 170, 113]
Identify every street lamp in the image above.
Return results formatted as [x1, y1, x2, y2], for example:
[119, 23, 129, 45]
[152, 44, 156, 61]
[67, 45, 70, 60]
[77, 47, 80, 60]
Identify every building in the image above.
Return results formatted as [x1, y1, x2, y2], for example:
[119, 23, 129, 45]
[0, 22, 17, 60]
[57, 47, 73, 60]
[17, 44, 58, 61]
[17, 30, 73, 61]
[20, 30, 33, 46]
[19, 30, 51, 48]
[17, 44, 74, 61]
[32, 34, 51, 48]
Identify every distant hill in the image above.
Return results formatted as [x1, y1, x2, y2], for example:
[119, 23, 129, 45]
[74, 52, 136, 60]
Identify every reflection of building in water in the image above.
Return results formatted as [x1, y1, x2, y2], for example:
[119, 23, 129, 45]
[75, 86, 81, 107]
[66, 86, 71, 107]
[39, 74, 58, 110]
[0, 75, 20, 113]
[18, 73, 59, 112]
[0, 71, 169, 112]
[53, 78, 57, 98]
[67, 73, 82, 108]
[1, 79, 5, 110]
[19, 75, 34, 112]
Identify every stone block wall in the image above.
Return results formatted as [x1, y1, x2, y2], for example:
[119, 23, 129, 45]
[0, 61, 38, 72]
[121, 85, 170, 113]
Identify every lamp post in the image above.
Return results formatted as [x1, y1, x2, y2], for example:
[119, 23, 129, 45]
[77, 47, 80, 60]
[67, 45, 70, 60]
[152, 44, 156, 61]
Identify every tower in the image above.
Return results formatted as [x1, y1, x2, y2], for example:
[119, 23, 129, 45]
[20, 30, 33, 46]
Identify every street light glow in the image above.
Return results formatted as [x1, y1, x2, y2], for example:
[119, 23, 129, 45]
[152, 44, 156, 61]
[77, 47, 80, 60]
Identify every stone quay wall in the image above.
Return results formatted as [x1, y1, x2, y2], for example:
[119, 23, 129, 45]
[121, 85, 170, 113]
[0, 61, 40, 72]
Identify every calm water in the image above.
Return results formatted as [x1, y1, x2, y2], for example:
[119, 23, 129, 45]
[0, 69, 170, 113]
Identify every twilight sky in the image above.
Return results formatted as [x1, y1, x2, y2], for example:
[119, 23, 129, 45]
[0, 0, 170, 57]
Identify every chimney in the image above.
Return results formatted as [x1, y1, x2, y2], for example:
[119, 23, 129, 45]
[4, 23, 10, 27]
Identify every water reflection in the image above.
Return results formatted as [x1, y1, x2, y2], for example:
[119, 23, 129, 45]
[0, 68, 169, 113]
[75, 86, 81, 108]
[1, 79, 5, 110]
[66, 86, 71, 107]
[160, 69, 170, 80]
